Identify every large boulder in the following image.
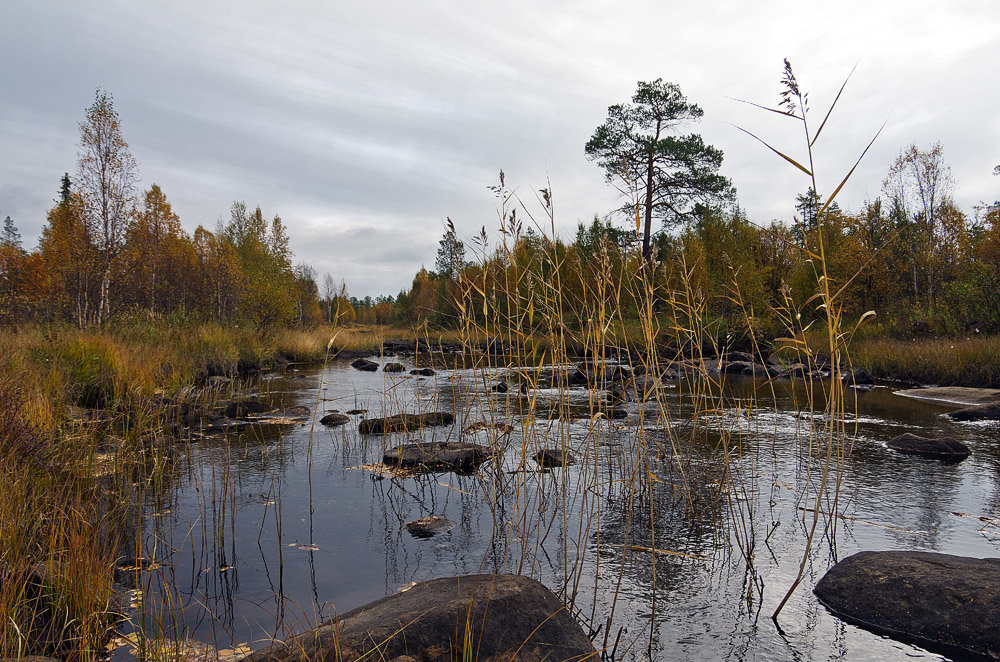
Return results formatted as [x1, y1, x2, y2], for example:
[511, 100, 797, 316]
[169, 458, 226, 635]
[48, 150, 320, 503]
[533, 448, 576, 468]
[887, 433, 970, 463]
[814, 551, 1000, 661]
[383, 441, 489, 473]
[242, 574, 596, 662]
[358, 412, 454, 434]
[947, 401, 1000, 422]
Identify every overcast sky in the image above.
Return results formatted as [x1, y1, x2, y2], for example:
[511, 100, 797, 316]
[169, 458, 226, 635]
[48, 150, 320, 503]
[1, 1, 997, 297]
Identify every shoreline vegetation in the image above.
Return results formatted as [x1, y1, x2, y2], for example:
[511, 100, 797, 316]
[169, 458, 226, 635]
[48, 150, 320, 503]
[2, 64, 999, 660]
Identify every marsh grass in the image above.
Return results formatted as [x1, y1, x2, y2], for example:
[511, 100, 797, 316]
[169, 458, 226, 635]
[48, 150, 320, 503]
[851, 335, 1000, 387]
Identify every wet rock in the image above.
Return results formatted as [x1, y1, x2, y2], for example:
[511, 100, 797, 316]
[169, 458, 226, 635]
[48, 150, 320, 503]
[224, 400, 271, 419]
[572, 361, 630, 388]
[814, 550, 1000, 661]
[346, 409, 367, 415]
[351, 358, 379, 372]
[842, 367, 875, 386]
[383, 441, 489, 473]
[247, 406, 311, 424]
[359, 412, 455, 434]
[723, 351, 755, 364]
[320, 413, 350, 427]
[409, 368, 436, 376]
[947, 401, 1000, 422]
[887, 433, 970, 462]
[405, 516, 455, 538]
[243, 574, 596, 662]
[492, 381, 509, 393]
[533, 448, 576, 468]
[383, 362, 406, 373]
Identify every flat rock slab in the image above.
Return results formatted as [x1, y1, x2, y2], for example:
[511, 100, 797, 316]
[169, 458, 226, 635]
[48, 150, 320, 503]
[383, 441, 489, 473]
[895, 387, 1000, 407]
[242, 574, 597, 662]
[814, 551, 1000, 661]
[887, 433, 971, 463]
[948, 401, 1000, 422]
[405, 516, 455, 538]
[359, 412, 454, 434]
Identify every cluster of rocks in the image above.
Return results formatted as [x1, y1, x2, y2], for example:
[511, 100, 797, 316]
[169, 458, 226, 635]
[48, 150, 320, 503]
[350, 358, 436, 377]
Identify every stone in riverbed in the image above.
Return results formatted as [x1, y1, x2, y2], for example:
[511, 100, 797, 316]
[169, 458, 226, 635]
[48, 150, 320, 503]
[533, 448, 576, 468]
[887, 433, 970, 462]
[241, 574, 596, 662]
[405, 515, 455, 538]
[320, 413, 350, 427]
[409, 368, 436, 376]
[947, 401, 1000, 422]
[358, 412, 454, 434]
[350, 358, 379, 372]
[383, 362, 405, 373]
[814, 550, 1000, 661]
[383, 441, 489, 473]
[224, 400, 271, 419]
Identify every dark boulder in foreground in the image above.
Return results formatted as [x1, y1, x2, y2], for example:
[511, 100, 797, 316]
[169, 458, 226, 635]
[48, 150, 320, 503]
[242, 574, 596, 662]
[358, 412, 454, 434]
[814, 551, 1000, 661]
[533, 448, 576, 468]
[320, 413, 350, 427]
[947, 401, 1000, 422]
[887, 433, 970, 463]
[350, 358, 379, 372]
[383, 441, 489, 473]
[383, 362, 405, 373]
[405, 515, 455, 538]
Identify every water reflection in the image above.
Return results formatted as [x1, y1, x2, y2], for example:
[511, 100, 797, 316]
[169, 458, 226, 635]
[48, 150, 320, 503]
[127, 359, 998, 660]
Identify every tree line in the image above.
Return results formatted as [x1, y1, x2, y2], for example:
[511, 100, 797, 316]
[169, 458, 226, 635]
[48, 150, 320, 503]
[2, 83, 998, 339]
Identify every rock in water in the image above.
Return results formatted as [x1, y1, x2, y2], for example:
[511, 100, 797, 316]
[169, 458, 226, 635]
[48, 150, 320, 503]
[242, 574, 597, 662]
[533, 448, 576, 468]
[383, 362, 405, 373]
[224, 400, 271, 419]
[405, 516, 455, 538]
[358, 412, 454, 434]
[320, 413, 350, 427]
[947, 401, 1000, 422]
[409, 368, 436, 376]
[887, 433, 971, 463]
[350, 358, 379, 372]
[814, 551, 1000, 661]
[383, 441, 489, 473]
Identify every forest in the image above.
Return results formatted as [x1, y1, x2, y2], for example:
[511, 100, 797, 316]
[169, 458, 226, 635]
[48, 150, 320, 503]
[2, 89, 998, 345]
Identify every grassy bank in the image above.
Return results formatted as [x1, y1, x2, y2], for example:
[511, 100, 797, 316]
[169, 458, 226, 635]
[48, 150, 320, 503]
[850, 336, 1000, 388]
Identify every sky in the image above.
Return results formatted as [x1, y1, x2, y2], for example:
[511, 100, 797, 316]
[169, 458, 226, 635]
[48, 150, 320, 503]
[1, 1, 997, 297]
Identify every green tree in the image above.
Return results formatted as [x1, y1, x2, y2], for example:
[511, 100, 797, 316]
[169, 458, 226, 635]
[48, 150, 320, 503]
[2, 216, 21, 250]
[434, 218, 466, 280]
[585, 79, 733, 261]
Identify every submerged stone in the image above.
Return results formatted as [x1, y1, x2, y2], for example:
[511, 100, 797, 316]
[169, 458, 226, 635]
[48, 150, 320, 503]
[320, 413, 350, 427]
[887, 433, 970, 462]
[533, 448, 576, 468]
[383, 362, 405, 373]
[405, 516, 455, 538]
[382, 441, 489, 473]
[814, 550, 1000, 661]
[358, 412, 454, 434]
[243, 574, 596, 662]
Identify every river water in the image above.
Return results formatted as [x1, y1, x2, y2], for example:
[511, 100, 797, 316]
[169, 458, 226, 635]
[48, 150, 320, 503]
[131, 355, 1000, 661]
